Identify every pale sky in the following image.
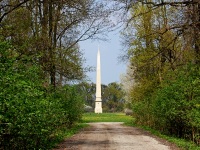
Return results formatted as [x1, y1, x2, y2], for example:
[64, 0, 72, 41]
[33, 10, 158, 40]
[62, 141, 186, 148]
[79, 30, 127, 85]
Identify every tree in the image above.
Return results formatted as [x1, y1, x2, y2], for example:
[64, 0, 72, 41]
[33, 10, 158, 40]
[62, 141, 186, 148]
[119, 0, 200, 143]
[76, 82, 96, 107]
[76, 81, 125, 112]
[119, 0, 200, 63]
[120, 64, 135, 108]
[0, 0, 115, 87]
[102, 82, 125, 112]
[0, 0, 30, 23]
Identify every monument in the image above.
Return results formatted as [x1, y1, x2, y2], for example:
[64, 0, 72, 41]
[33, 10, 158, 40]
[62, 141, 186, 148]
[94, 48, 102, 113]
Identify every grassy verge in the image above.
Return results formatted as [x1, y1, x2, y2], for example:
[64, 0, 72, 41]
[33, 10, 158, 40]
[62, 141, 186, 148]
[53, 113, 200, 150]
[83, 112, 200, 150]
[81, 113, 134, 124]
[51, 123, 88, 149]
[52, 113, 132, 149]
[127, 124, 200, 150]
[143, 126, 200, 150]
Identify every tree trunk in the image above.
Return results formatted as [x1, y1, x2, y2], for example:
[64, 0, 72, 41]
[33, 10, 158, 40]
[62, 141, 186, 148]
[48, 0, 56, 88]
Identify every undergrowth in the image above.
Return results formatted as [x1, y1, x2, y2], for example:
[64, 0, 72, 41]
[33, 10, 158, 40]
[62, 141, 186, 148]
[51, 123, 88, 149]
[127, 124, 200, 150]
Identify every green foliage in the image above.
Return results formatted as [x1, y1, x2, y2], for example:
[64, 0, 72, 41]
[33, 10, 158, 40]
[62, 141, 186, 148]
[129, 64, 200, 143]
[0, 41, 84, 149]
[75, 82, 96, 107]
[121, 1, 200, 145]
[76, 82, 125, 113]
[153, 64, 200, 142]
[51, 123, 88, 149]
[129, 124, 200, 150]
[53, 86, 84, 128]
[1, 0, 113, 87]
[129, 78, 158, 127]
[102, 82, 125, 112]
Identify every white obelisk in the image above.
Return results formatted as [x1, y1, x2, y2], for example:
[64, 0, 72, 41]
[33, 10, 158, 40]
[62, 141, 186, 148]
[95, 48, 102, 113]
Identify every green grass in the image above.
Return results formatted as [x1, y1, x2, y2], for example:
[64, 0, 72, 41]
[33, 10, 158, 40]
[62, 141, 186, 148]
[51, 123, 88, 149]
[82, 113, 200, 149]
[54, 113, 200, 150]
[145, 127, 200, 150]
[128, 124, 200, 150]
[81, 113, 134, 124]
[52, 113, 134, 149]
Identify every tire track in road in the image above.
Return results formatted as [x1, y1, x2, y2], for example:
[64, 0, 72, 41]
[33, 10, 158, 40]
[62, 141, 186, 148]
[54, 122, 179, 150]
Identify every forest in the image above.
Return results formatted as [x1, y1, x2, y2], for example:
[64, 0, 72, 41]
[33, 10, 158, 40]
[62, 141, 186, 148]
[0, 0, 200, 149]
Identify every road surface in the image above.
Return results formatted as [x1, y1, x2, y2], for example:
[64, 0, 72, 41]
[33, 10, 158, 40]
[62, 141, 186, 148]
[54, 122, 179, 150]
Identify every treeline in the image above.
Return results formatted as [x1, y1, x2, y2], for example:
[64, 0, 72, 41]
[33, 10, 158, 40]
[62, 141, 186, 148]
[78, 82, 125, 112]
[121, 0, 200, 144]
[0, 0, 113, 149]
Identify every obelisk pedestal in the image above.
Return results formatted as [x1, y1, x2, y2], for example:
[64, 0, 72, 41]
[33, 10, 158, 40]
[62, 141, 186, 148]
[95, 48, 102, 113]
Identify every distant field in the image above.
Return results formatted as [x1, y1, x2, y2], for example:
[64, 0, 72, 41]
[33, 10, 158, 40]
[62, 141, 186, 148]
[81, 113, 134, 124]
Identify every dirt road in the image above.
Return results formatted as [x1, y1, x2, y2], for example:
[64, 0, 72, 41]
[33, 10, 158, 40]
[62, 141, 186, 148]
[54, 122, 179, 150]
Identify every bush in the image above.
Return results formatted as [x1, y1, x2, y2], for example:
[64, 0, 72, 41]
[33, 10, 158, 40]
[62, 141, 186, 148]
[153, 64, 200, 142]
[0, 41, 84, 149]
[124, 108, 133, 116]
[52, 86, 84, 128]
[129, 63, 200, 144]
[84, 105, 93, 112]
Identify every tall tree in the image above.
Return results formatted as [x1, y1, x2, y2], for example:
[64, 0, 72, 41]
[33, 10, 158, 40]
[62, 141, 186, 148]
[102, 82, 125, 112]
[0, 0, 114, 87]
[118, 0, 200, 142]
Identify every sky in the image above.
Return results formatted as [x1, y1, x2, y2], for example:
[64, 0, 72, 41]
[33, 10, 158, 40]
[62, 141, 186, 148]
[79, 29, 127, 85]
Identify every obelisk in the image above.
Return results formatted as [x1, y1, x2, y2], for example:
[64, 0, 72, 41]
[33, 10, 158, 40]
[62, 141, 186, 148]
[95, 48, 102, 113]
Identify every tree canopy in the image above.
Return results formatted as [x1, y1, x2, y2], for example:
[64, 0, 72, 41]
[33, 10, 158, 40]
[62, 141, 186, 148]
[120, 0, 200, 144]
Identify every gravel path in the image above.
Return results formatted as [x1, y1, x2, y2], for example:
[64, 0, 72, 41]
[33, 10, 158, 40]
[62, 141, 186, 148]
[54, 122, 179, 150]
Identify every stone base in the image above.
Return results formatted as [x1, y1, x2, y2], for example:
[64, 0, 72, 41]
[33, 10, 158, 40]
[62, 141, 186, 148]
[95, 107, 102, 113]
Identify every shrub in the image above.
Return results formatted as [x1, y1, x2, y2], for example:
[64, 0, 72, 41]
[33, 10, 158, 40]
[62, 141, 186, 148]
[153, 64, 200, 142]
[0, 41, 84, 149]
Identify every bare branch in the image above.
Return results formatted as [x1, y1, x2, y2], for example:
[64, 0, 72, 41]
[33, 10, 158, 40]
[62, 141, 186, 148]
[0, 0, 30, 23]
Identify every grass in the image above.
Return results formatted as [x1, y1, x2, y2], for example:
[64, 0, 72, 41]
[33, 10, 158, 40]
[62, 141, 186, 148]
[53, 113, 200, 150]
[81, 112, 134, 124]
[51, 123, 88, 149]
[144, 126, 200, 150]
[52, 113, 133, 149]
[81, 113, 200, 149]
[127, 124, 200, 150]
